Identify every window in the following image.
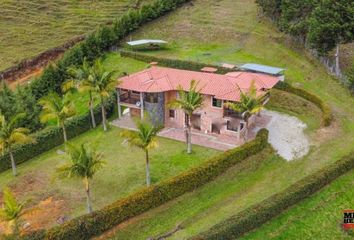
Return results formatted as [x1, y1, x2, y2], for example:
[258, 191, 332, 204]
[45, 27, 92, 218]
[212, 97, 222, 108]
[169, 109, 176, 118]
[227, 120, 239, 132]
[144, 93, 158, 103]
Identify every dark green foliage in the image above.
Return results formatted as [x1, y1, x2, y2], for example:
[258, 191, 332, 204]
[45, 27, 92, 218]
[23, 130, 269, 240]
[0, 97, 115, 173]
[120, 50, 237, 74]
[0, 84, 41, 131]
[256, 0, 283, 21]
[0, 84, 17, 119]
[59, 44, 85, 70]
[275, 81, 332, 126]
[308, 0, 354, 55]
[13, 86, 41, 131]
[30, 64, 63, 100]
[95, 25, 116, 52]
[256, 0, 354, 54]
[192, 152, 354, 240]
[278, 0, 316, 40]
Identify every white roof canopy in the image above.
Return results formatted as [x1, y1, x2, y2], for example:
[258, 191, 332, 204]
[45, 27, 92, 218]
[126, 39, 167, 46]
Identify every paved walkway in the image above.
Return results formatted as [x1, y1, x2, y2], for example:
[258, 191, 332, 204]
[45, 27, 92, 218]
[159, 128, 241, 151]
[111, 113, 272, 151]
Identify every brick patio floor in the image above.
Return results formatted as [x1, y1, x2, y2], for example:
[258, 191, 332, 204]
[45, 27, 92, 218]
[111, 112, 272, 151]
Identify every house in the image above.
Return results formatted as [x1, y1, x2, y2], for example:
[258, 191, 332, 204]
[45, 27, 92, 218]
[116, 66, 280, 139]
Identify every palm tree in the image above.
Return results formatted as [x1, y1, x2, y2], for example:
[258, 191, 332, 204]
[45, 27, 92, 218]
[63, 59, 97, 128]
[0, 114, 35, 176]
[224, 81, 264, 138]
[56, 143, 105, 214]
[81, 59, 118, 132]
[39, 92, 76, 142]
[0, 188, 24, 236]
[121, 118, 161, 187]
[169, 80, 203, 154]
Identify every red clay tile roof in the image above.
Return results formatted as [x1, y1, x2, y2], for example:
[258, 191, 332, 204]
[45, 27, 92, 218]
[118, 66, 279, 102]
[201, 67, 218, 73]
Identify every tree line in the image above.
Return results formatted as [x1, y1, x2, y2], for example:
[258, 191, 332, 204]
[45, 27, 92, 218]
[256, 0, 354, 87]
[256, 0, 353, 55]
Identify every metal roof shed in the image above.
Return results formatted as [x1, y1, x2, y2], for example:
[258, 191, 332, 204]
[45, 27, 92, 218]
[241, 63, 285, 81]
[126, 39, 167, 50]
[241, 63, 285, 75]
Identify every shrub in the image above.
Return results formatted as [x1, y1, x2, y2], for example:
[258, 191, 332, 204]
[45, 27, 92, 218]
[275, 81, 332, 126]
[120, 50, 236, 74]
[192, 152, 354, 240]
[24, 129, 269, 240]
[0, 97, 115, 173]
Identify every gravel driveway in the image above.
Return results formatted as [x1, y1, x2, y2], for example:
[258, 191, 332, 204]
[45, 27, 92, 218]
[254, 110, 310, 161]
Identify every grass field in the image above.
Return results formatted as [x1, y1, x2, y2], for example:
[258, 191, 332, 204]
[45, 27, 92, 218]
[0, 127, 218, 231]
[99, 0, 354, 238]
[103, 147, 281, 240]
[1, 0, 353, 238]
[0, 0, 153, 71]
[241, 169, 354, 240]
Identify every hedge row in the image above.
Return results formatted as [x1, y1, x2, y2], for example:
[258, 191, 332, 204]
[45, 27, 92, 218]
[275, 81, 332, 126]
[28, 0, 191, 100]
[192, 152, 354, 240]
[24, 129, 269, 240]
[120, 50, 238, 74]
[0, 98, 115, 173]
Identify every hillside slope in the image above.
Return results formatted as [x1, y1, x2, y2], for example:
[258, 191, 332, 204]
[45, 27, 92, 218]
[95, 0, 354, 238]
[0, 0, 152, 71]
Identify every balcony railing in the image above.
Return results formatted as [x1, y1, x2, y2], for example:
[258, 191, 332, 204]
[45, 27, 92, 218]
[223, 108, 243, 119]
[120, 91, 141, 106]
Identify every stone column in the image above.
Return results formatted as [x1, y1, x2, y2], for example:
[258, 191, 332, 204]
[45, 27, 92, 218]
[237, 121, 242, 140]
[117, 88, 122, 119]
[140, 92, 144, 120]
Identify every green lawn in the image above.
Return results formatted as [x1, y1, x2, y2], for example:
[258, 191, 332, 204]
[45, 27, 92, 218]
[0, 0, 153, 71]
[0, 126, 218, 230]
[101, 0, 354, 238]
[241, 169, 354, 240]
[104, 147, 282, 240]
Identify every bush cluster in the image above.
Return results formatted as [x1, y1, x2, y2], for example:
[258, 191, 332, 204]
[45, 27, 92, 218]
[23, 129, 268, 240]
[275, 81, 332, 126]
[28, 0, 191, 100]
[0, 98, 115, 173]
[120, 50, 237, 74]
[192, 152, 354, 240]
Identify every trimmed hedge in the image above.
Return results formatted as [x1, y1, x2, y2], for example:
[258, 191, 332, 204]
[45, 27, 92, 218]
[192, 152, 354, 240]
[120, 50, 238, 74]
[29, 0, 192, 100]
[24, 129, 269, 240]
[0, 97, 115, 173]
[275, 81, 332, 126]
